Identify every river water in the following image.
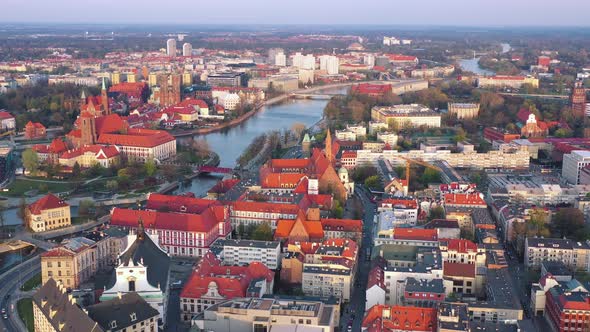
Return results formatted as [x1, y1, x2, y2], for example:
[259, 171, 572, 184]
[458, 43, 512, 76]
[178, 87, 348, 196]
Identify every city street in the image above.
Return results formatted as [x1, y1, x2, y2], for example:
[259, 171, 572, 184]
[339, 185, 375, 331]
[0, 255, 41, 332]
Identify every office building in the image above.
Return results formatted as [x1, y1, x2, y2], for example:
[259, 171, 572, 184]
[562, 150, 590, 184]
[206, 72, 243, 87]
[275, 52, 287, 67]
[448, 103, 480, 119]
[371, 104, 441, 128]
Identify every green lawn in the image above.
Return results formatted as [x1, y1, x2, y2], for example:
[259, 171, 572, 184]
[17, 298, 34, 332]
[3, 179, 75, 197]
[20, 273, 41, 291]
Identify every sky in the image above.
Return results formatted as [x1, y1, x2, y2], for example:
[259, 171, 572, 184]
[1, 0, 588, 27]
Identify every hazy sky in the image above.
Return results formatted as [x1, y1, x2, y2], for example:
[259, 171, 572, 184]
[1, 0, 588, 26]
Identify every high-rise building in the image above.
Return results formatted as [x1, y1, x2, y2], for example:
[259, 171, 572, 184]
[364, 54, 375, 68]
[292, 52, 316, 70]
[275, 52, 286, 67]
[562, 150, 590, 184]
[267, 48, 284, 64]
[319, 55, 339, 75]
[182, 42, 192, 57]
[166, 38, 176, 57]
[571, 80, 587, 117]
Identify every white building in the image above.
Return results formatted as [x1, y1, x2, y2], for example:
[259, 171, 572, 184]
[302, 264, 353, 302]
[562, 150, 590, 184]
[524, 237, 590, 271]
[377, 132, 398, 146]
[182, 43, 192, 57]
[383, 37, 401, 46]
[101, 227, 171, 326]
[0, 111, 15, 131]
[275, 52, 287, 67]
[364, 54, 376, 68]
[319, 55, 339, 75]
[223, 93, 241, 111]
[335, 125, 366, 141]
[166, 39, 176, 57]
[209, 239, 281, 269]
[292, 52, 316, 70]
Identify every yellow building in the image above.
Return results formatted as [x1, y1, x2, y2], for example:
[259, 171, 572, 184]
[40, 237, 97, 289]
[477, 75, 539, 89]
[148, 73, 159, 87]
[126, 72, 137, 83]
[58, 145, 120, 168]
[182, 72, 193, 86]
[111, 71, 121, 85]
[27, 193, 71, 232]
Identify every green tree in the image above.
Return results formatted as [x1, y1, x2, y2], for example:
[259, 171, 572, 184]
[251, 223, 273, 241]
[554, 208, 585, 238]
[17, 197, 27, 225]
[429, 206, 445, 221]
[144, 158, 157, 177]
[72, 162, 81, 179]
[106, 180, 118, 191]
[332, 200, 344, 219]
[364, 175, 382, 191]
[420, 168, 441, 186]
[22, 149, 39, 175]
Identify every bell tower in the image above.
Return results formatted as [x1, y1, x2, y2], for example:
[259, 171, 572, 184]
[101, 78, 110, 115]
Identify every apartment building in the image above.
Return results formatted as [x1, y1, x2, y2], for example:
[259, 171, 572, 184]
[525, 238, 590, 271]
[302, 264, 353, 302]
[41, 237, 99, 289]
[477, 75, 539, 89]
[448, 103, 480, 119]
[209, 239, 281, 269]
[562, 150, 590, 184]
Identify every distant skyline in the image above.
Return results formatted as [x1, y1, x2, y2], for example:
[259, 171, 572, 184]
[1, 0, 588, 27]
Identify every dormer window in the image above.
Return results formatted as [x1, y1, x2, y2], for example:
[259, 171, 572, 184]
[110, 321, 117, 329]
[130, 313, 137, 322]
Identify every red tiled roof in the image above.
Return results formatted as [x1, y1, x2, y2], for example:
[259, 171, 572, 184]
[351, 83, 391, 95]
[321, 218, 362, 233]
[260, 173, 306, 188]
[367, 265, 385, 290]
[269, 159, 311, 170]
[146, 193, 221, 214]
[95, 114, 129, 136]
[362, 305, 436, 332]
[232, 201, 300, 215]
[180, 252, 274, 299]
[443, 193, 486, 206]
[0, 111, 14, 120]
[28, 193, 69, 215]
[443, 262, 476, 278]
[110, 206, 226, 233]
[41, 247, 74, 257]
[59, 145, 119, 160]
[381, 198, 418, 209]
[393, 228, 437, 241]
[97, 128, 175, 148]
[387, 54, 418, 62]
[440, 239, 478, 253]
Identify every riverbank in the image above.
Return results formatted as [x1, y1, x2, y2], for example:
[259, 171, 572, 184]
[170, 80, 389, 138]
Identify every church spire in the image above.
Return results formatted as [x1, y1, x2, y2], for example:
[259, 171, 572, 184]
[325, 130, 333, 163]
[101, 77, 106, 91]
[137, 216, 145, 240]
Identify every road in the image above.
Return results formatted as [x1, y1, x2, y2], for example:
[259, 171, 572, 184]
[0, 255, 41, 332]
[339, 185, 375, 332]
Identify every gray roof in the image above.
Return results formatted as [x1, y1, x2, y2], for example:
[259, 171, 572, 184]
[210, 238, 280, 250]
[303, 265, 350, 276]
[405, 277, 444, 294]
[108, 230, 170, 292]
[32, 279, 104, 332]
[86, 292, 159, 331]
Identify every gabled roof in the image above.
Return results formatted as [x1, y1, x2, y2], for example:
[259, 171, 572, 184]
[443, 262, 476, 278]
[180, 252, 274, 300]
[113, 229, 170, 292]
[28, 193, 69, 215]
[321, 218, 362, 233]
[0, 111, 14, 120]
[32, 279, 104, 332]
[146, 193, 221, 214]
[110, 206, 226, 233]
[392, 228, 437, 241]
[86, 292, 159, 331]
[97, 128, 175, 148]
[362, 305, 436, 332]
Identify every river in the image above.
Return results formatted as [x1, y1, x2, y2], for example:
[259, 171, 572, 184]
[457, 43, 512, 76]
[178, 87, 348, 196]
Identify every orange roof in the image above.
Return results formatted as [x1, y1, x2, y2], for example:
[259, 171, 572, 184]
[443, 193, 487, 206]
[232, 201, 300, 215]
[97, 128, 175, 148]
[260, 173, 306, 188]
[443, 262, 476, 278]
[110, 206, 226, 233]
[362, 305, 436, 332]
[440, 239, 478, 253]
[28, 194, 69, 215]
[41, 247, 74, 257]
[381, 198, 418, 209]
[393, 228, 437, 241]
[269, 158, 311, 170]
[95, 114, 129, 136]
[180, 252, 274, 300]
[321, 218, 362, 233]
[146, 193, 221, 214]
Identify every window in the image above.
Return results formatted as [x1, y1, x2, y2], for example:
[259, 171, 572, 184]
[130, 313, 137, 322]
[129, 280, 136, 292]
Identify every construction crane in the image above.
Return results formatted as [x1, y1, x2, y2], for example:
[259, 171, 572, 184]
[395, 156, 442, 193]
